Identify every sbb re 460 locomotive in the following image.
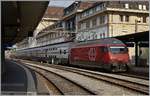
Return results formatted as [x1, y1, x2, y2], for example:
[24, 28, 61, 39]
[69, 38, 129, 72]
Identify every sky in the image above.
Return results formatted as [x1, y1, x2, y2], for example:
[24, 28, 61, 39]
[48, 0, 75, 7]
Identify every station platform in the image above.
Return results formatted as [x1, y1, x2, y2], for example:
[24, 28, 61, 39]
[1, 59, 50, 95]
[2, 59, 149, 95]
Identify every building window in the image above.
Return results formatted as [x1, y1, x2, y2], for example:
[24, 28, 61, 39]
[120, 15, 124, 22]
[103, 15, 106, 24]
[86, 21, 90, 28]
[125, 3, 129, 9]
[143, 16, 147, 23]
[125, 15, 129, 22]
[92, 18, 97, 27]
[78, 23, 81, 30]
[102, 3, 106, 8]
[93, 7, 96, 13]
[103, 33, 104, 38]
[100, 34, 102, 38]
[100, 15, 105, 24]
[83, 12, 86, 17]
[70, 21, 73, 29]
[89, 9, 93, 14]
[96, 5, 101, 11]
[120, 15, 129, 22]
[139, 4, 142, 10]
[86, 11, 89, 16]
[81, 23, 86, 29]
[80, 23, 83, 29]
[143, 5, 146, 10]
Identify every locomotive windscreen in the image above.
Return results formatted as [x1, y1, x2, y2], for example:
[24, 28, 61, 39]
[109, 46, 128, 54]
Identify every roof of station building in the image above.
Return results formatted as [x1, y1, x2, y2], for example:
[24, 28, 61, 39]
[43, 6, 64, 18]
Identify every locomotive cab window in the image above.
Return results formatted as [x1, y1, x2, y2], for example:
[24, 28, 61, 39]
[109, 46, 128, 54]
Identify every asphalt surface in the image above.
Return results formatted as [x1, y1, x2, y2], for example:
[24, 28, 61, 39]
[1, 59, 36, 95]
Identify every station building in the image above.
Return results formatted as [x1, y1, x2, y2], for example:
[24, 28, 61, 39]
[35, 1, 95, 47]
[62, 1, 94, 32]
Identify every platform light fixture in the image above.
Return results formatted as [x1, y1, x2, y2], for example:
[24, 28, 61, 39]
[135, 17, 141, 34]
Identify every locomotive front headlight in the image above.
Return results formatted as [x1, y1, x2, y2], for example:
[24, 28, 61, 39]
[109, 60, 115, 64]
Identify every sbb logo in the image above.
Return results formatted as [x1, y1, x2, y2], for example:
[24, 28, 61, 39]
[88, 48, 96, 61]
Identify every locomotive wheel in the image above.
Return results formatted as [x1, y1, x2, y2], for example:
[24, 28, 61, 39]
[110, 64, 128, 72]
[111, 68, 116, 72]
[123, 64, 128, 72]
[110, 65, 117, 73]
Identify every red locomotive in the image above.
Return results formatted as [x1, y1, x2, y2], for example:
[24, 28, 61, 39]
[69, 38, 129, 72]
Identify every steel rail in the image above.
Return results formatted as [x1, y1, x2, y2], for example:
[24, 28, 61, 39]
[50, 64, 149, 95]
[17, 59, 149, 95]
[24, 64, 96, 95]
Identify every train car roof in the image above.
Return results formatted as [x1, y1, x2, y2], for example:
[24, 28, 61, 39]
[71, 38, 124, 48]
[16, 40, 73, 51]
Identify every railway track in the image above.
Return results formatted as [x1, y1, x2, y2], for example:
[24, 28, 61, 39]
[116, 73, 149, 80]
[15, 59, 149, 95]
[50, 64, 149, 95]
[34, 71, 62, 95]
[25, 65, 96, 95]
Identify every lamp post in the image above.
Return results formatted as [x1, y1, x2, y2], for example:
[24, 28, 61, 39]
[135, 18, 141, 34]
[135, 18, 141, 66]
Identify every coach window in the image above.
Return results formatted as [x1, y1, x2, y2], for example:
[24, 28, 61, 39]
[60, 50, 62, 54]
[64, 50, 66, 54]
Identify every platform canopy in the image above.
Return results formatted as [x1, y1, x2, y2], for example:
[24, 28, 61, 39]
[2, 1, 49, 47]
[115, 31, 149, 42]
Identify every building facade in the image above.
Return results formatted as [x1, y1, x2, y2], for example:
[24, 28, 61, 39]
[35, 1, 95, 47]
[62, 1, 94, 32]
[76, 1, 149, 41]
